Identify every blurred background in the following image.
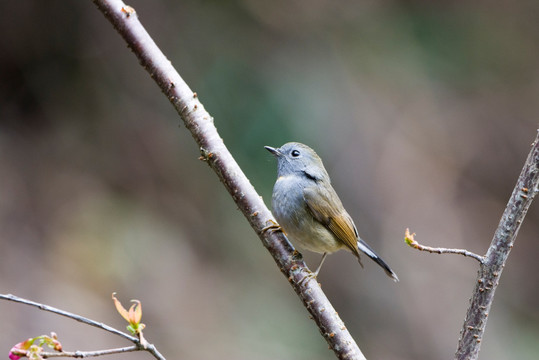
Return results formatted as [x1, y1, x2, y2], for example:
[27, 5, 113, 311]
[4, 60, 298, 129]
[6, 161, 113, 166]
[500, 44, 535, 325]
[1, 1, 539, 359]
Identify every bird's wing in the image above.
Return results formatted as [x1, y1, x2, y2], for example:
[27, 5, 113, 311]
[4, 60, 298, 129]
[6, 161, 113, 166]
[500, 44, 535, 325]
[304, 184, 399, 281]
[303, 185, 359, 255]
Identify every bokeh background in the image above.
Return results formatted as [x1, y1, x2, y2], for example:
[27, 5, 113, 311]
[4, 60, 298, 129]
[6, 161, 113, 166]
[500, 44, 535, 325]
[1, 1, 539, 359]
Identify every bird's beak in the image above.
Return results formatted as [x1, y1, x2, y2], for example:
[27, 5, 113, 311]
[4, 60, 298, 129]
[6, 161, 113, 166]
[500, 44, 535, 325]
[264, 146, 282, 157]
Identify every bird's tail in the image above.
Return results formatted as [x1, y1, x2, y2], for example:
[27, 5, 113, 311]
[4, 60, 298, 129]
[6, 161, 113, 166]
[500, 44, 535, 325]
[357, 239, 399, 282]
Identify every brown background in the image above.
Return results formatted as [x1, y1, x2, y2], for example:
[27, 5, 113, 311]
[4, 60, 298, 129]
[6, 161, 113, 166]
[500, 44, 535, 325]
[1, 1, 538, 359]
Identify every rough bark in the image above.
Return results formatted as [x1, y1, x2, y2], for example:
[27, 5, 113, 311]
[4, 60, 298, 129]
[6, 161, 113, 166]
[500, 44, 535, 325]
[455, 131, 539, 359]
[91, 1, 367, 359]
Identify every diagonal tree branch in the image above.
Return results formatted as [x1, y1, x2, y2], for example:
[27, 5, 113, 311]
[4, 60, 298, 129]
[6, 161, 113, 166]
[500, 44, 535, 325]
[91, 1, 366, 359]
[1, 294, 137, 342]
[15, 346, 139, 359]
[455, 131, 539, 359]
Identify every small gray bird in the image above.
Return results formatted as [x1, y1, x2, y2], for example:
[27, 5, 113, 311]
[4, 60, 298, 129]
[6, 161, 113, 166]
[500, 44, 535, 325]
[265, 142, 399, 282]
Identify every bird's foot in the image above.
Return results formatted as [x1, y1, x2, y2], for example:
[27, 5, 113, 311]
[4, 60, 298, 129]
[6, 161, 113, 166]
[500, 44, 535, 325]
[261, 219, 284, 235]
[298, 268, 319, 287]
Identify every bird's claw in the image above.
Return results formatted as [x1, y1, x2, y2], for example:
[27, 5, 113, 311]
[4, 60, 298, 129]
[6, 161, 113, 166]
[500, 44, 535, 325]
[298, 268, 319, 287]
[261, 219, 284, 235]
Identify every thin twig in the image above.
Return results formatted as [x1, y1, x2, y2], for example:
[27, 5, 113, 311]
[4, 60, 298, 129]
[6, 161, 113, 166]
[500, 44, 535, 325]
[0, 294, 166, 360]
[0, 294, 136, 342]
[90, 1, 366, 359]
[455, 131, 539, 360]
[19, 346, 138, 359]
[404, 228, 484, 263]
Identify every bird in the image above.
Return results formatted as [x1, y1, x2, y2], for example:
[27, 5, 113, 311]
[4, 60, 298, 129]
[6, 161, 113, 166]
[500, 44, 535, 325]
[265, 142, 399, 282]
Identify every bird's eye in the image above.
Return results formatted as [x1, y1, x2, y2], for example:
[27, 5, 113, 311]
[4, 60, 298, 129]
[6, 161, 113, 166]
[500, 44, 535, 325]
[291, 150, 300, 157]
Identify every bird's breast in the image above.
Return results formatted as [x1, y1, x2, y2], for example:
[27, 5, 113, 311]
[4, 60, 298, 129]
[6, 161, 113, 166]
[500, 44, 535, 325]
[271, 176, 343, 254]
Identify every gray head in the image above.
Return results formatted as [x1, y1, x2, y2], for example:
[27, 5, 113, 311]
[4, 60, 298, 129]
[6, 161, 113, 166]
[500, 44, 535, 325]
[265, 142, 330, 182]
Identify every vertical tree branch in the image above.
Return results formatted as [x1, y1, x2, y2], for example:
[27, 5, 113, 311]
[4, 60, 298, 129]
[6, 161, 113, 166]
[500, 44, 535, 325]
[91, 1, 366, 359]
[455, 131, 539, 359]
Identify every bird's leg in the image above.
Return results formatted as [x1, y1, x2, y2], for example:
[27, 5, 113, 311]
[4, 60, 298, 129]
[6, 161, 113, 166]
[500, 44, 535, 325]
[313, 252, 328, 276]
[298, 253, 327, 286]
